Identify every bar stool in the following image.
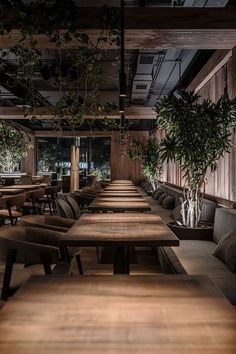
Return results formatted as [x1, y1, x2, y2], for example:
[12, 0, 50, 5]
[39, 186, 58, 215]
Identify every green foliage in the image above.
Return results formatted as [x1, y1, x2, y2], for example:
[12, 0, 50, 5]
[0, 1, 120, 129]
[37, 141, 58, 172]
[0, 121, 33, 173]
[128, 137, 162, 183]
[155, 90, 236, 227]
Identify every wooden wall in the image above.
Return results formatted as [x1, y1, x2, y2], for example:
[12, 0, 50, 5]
[160, 48, 236, 202]
[111, 131, 149, 183]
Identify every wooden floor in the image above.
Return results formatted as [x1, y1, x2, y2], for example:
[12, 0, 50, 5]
[0, 189, 164, 303]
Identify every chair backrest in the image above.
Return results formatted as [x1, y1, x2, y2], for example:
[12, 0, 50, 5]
[0, 226, 59, 264]
[19, 176, 33, 185]
[66, 196, 80, 219]
[6, 193, 26, 208]
[31, 188, 45, 201]
[20, 215, 74, 233]
[45, 186, 58, 197]
[56, 199, 75, 219]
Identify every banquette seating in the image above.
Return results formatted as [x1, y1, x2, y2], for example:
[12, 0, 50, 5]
[141, 181, 236, 305]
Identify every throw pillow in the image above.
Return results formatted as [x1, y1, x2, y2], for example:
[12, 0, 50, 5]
[170, 205, 182, 220]
[152, 188, 163, 200]
[162, 195, 175, 209]
[213, 230, 236, 272]
[157, 192, 167, 205]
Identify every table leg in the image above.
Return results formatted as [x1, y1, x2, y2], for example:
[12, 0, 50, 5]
[113, 246, 130, 274]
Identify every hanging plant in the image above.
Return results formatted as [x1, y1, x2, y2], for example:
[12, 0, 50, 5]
[0, 1, 120, 128]
[155, 90, 236, 228]
[127, 136, 163, 189]
[0, 121, 33, 173]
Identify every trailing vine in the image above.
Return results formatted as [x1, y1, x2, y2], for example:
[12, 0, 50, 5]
[0, 1, 120, 130]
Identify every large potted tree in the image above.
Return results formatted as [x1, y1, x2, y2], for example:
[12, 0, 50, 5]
[127, 136, 163, 191]
[154, 91, 236, 236]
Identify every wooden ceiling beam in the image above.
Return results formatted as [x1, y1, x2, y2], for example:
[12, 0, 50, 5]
[0, 106, 156, 120]
[188, 50, 232, 92]
[1, 8, 236, 49]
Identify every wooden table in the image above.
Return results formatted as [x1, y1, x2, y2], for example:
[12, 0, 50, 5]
[60, 212, 178, 274]
[99, 191, 142, 198]
[111, 179, 134, 184]
[2, 184, 41, 191]
[0, 275, 235, 354]
[88, 199, 151, 212]
[105, 185, 138, 191]
[95, 197, 144, 203]
[0, 188, 24, 195]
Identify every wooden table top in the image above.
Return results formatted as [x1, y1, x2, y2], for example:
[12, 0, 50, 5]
[99, 191, 142, 198]
[80, 212, 163, 223]
[0, 275, 235, 354]
[105, 185, 138, 191]
[95, 197, 144, 202]
[60, 212, 178, 246]
[2, 184, 40, 191]
[111, 180, 133, 184]
[0, 188, 24, 195]
[88, 199, 151, 212]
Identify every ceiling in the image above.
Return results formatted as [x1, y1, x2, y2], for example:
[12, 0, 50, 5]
[0, 0, 234, 131]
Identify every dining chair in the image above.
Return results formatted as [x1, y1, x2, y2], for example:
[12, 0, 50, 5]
[20, 214, 75, 233]
[19, 175, 33, 184]
[0, 194, 26, 226]
[22, 188, 45, 215]
[20, 215, 83, 274]
[56, 198, 75, 219]
[0, 226, 60, 300]
[39, 186, 58, 215]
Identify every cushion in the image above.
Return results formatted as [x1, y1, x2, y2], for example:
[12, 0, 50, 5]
[213, 208, 236, 244]
[170, 205, 182, 220]
[213, 230, 236, 272]
[157, 193, 167, 205]
[162, 195, 175, 209]
[152, 188, 163, 200]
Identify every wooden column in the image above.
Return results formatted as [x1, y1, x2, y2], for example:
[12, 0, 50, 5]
[70, 145, 80, 192]
[21, 135, 36, 175]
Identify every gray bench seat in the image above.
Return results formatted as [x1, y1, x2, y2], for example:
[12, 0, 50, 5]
[160, 207, 236, 305]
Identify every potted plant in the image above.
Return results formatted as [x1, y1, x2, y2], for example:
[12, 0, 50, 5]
[155, 90, 236, 232]
[127, 136, 162, 191]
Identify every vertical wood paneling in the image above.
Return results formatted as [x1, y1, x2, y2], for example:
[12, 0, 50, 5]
[160, 49, 236, 202]
[21, 135, 36, 175]
[111, 131, 149, 183]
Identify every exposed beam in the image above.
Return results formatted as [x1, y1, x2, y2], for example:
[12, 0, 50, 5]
[34, 131, 113, 138]
[1, 9, 236, 49]
[187, 50, 232, 92]
[0, 106, 156, 120]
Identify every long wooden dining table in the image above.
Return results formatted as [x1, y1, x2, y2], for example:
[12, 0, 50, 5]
[0, 274, 235, 354]
[99, 191, 143, 198]
[60, 212, 179, 274]
[88, 199, 151, 212]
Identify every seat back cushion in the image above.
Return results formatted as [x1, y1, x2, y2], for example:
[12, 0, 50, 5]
[213, 208, 236, 244]
[152, 188, 164, 200]
[157, 193, 167, 205]
[162, 196, 175, 209]
[213, 229, 236, 272]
